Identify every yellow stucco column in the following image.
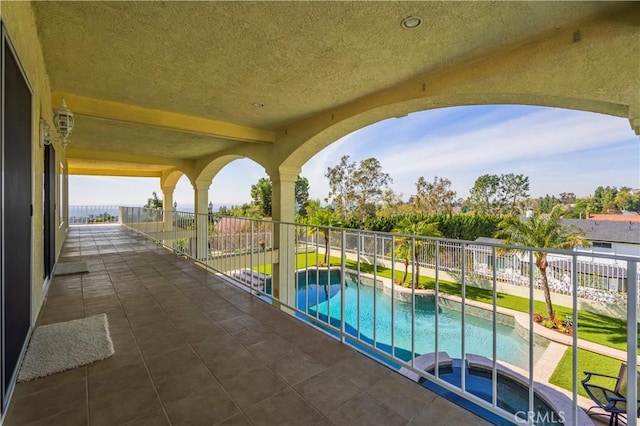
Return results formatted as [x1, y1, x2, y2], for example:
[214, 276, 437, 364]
[194, 183, 210, 261]
[271, 167, 299, 308]
[162, 186, 174, 232]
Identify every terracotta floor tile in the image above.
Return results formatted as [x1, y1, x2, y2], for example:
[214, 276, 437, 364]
[5, 379, 87, 425]
[244, 388, 330, 426]
[293, 370, 362, 416]
[163, 381, 240, 426]
[219, 366, 288, 408]
[328, 392, 407, 426]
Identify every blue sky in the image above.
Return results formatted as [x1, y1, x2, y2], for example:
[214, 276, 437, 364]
[69, 105, 639, 208]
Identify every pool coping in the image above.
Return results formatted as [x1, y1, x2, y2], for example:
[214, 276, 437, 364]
[398, 351, 453, 382]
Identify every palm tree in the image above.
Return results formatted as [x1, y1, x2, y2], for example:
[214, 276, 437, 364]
[308, 207, 341, 265]
[392, 218, 442, 287]
[495, 206, 587, 320]
[393, 241, 412, 286]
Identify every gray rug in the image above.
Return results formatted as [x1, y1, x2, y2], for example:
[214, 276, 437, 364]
[54, 261, 89, 276]
[18, 314, 114, 382]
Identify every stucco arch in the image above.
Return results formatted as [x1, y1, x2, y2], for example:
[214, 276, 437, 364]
[278, 93, 635, 172]
[160, 168, 185, 190]
[193, 143, 271, 187]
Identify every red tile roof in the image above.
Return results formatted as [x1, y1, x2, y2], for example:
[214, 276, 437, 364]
[587, 213, 640, 222]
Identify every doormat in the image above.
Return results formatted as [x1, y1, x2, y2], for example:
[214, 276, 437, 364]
[18, 313, 114, 382]
[54, 261, 89, 275]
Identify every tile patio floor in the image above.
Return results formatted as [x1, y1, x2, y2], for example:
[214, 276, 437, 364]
[4, 225, 490, 426]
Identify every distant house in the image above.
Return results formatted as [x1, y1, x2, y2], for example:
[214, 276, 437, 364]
[468, 219, 639, 295]
[561, 218, 640, 259]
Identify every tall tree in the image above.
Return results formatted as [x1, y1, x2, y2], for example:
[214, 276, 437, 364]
[325, 155, 356, 219]
[495, 206, 587, 320]
[414, 175, 457, 214]
[325, 155, 391, 221]
[537, 194, 561, 214]
[592, 186, 618, 213]
[250, 177, 273, 217]
[392, 218, 442, 287]
[499, 173, 530, 214]
[250, 175, 310, 217]
[467, 173, 530, 215]
[377, 188, 405, 218]
[295, 176, 310, 216]
[145, 192, 163, 209]
[467, 174, 501, 214]
[614, 187, 640, 213]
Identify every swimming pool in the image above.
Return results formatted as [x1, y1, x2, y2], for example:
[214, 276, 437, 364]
[296, 269, 546, 371]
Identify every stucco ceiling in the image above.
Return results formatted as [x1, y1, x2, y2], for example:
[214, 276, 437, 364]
[30, 1, 631, 178]
[70, 116, 237, 160]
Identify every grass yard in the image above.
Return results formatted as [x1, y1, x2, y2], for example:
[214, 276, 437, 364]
[549, 347, 623, 399]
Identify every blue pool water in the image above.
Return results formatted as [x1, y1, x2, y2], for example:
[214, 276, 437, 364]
[296, 270, 544, 371]
[421, 360, 562, 426]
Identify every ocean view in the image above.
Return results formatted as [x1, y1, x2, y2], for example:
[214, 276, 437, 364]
[68, 204, 232, 222]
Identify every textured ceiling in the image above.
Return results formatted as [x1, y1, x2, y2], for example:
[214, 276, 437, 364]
[33, 1, 622, 129]
[70, 116, 237, 160]
[30, 1, 629, 177]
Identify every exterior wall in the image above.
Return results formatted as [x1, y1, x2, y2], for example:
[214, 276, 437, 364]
[1, 2, 64, 322]
[576, 242, 640, 258]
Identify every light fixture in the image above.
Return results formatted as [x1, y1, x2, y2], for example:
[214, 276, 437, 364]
[53, 98, 75, 148]
[401, 16, 422, 29]
[39, 117, 52, 147]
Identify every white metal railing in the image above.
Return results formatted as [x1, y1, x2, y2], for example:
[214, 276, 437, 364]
[120, 207, 640, 426]
[68, 205, 120, 224]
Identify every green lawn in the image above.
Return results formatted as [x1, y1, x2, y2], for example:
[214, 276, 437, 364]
[549, 347, 622, 399]
[259, 253, 633, 351]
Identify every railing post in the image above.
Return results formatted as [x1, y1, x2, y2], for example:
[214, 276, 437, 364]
[572, 255, 579, 425]
[341, 229, 346, 343]
[461, 242, 467, 393]
[627, 261, 638, 426]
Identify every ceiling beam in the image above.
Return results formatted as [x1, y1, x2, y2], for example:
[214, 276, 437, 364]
[51, 92, 276, 144]
[68, 167, 162, 178]
[66, 148, 194, 170]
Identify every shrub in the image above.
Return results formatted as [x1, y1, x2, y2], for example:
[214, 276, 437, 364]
[541, 319, 555, 329]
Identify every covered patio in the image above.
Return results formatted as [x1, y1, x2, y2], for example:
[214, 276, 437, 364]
[4, 225, 488, 426]
[1, 2, 638, 424]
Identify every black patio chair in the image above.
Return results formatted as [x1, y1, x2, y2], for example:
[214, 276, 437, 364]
[582, 363, 640, 426]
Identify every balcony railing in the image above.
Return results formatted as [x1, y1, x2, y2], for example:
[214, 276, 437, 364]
[68, 205, 120, 224]
[119, 207, 639, 426]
